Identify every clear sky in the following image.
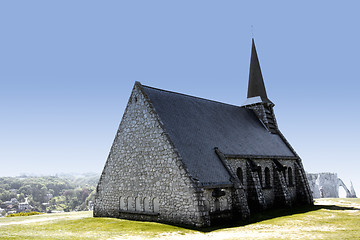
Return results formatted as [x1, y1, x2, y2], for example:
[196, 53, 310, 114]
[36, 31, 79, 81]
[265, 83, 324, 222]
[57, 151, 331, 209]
[1, 1, 359, 195]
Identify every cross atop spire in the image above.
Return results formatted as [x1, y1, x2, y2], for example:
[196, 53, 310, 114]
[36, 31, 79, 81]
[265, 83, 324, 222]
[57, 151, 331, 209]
[247, 39, 273, 105]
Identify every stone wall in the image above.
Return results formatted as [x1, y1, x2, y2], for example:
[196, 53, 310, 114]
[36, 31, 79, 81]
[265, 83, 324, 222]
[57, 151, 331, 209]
[94, 82, 314, 227]
[244, 104, 268, 126]
[94, 84, 208, 227]
[225, 158, 299, 210]
[202, 188, 234, 223]
[252, 159, 275, 208]
[203, 188, 232, 213]
[276, 160, 297, 203]
[243, 103, 277, 132]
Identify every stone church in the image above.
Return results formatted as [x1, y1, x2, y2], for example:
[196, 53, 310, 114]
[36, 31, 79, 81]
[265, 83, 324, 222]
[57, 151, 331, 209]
[94, 39, 313, 227]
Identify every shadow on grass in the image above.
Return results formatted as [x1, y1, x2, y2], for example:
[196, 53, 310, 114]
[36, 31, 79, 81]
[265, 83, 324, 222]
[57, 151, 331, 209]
[319, 205, 360, 211]
[191, 203, 360, 232]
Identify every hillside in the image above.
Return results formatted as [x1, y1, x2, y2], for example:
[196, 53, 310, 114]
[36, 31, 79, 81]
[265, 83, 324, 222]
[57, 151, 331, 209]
[0, 173, 100, 216]
[0, 198, 359, 239]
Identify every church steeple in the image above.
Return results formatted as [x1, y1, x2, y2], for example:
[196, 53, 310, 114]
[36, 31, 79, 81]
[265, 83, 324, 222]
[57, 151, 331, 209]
[243, 39, 277, 133]
[247, 38, 273, 106]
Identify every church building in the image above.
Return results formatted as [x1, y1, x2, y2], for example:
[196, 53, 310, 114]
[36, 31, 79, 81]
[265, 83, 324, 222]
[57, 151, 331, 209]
[94, 39, 313, 227]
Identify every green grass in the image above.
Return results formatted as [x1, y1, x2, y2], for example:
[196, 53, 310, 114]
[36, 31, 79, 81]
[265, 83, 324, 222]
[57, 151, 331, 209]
[0, 198, 359, 239]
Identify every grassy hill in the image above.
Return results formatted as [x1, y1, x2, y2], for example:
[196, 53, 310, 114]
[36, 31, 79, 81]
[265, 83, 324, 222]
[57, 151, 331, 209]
[0, 198, 359, 240]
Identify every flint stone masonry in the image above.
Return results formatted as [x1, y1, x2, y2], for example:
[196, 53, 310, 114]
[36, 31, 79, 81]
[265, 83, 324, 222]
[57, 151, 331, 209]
[94, 40, 313, 227]
[94, 85, 206, 227]
[94, 81, 314, 226]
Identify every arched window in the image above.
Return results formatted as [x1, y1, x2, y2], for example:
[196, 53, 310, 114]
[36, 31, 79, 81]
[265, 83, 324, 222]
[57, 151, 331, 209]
[265, 167, 271, 188]
[288, 167, 293, 186]
[153, 197, 159, 213]
[119, 196, 126, 210]
[236, 167, 243, 184]
[135, 197, 142, 211]
[257, 167, 263, 187]
[143, 197, 150, 212]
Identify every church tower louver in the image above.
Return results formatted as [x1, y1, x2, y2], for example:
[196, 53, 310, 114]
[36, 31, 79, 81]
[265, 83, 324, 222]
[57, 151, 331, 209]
[242, 39, 278, 133]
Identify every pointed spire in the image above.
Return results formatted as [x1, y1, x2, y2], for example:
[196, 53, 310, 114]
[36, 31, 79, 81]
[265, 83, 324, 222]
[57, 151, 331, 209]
[247, 39, 273, 105]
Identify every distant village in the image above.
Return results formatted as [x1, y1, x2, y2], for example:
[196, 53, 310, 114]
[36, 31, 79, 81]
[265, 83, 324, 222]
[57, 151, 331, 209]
[0, 174, 98, 217]
[1, 195, 54, 216]
[0, 195, 94, 217]
[0, 192, 29, 216]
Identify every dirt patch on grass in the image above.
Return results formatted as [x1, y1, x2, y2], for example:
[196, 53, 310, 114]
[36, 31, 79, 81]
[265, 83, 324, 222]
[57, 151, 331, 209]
[0, 212, 89, 226]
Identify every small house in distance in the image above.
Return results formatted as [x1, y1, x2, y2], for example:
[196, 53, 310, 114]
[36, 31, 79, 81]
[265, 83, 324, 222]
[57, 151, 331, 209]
[94, 39, 313, 227]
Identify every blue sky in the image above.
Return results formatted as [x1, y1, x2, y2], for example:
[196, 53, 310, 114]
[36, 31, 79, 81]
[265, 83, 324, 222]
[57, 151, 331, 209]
[1, 1, 359, 195]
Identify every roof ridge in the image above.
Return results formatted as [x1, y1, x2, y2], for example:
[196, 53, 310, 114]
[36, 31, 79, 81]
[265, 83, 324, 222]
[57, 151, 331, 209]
[142, 84, 241, 109]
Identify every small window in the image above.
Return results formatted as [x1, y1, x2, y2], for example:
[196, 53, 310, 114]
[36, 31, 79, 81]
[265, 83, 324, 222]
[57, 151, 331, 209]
[288, 167, 293, 186]
[119, 196, 126, 210]
[265, 167, 271, 188]
[236, 167, 243, 184]
[153, 197, 159, 213]
[144, 197, 150, 212]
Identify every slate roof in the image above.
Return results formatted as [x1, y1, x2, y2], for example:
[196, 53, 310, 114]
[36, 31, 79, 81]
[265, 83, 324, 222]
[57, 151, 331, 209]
[141, 84, 295, 186]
